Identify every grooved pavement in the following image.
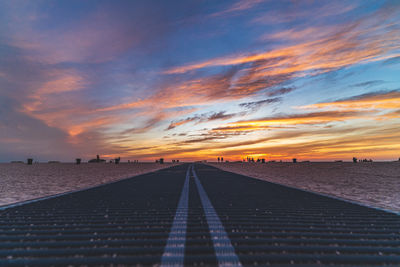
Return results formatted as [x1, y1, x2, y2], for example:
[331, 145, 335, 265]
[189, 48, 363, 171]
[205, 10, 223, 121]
[0, 163, 399, 266]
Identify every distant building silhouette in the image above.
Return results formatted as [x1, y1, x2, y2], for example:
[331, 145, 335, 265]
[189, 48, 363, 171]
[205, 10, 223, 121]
[88, 155, 106, 163]
[76, 158, 81, 165]
[292, 158, 297, 163]
[362, 158, 373, 162]
[27, 158, 33, 165]
[353, 157, 357, 163]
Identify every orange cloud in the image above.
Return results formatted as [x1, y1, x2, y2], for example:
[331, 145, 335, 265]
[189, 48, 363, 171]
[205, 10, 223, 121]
[37, 74, 86, 95]
[167, 118, 197, 130]
[215, 111, 372, 132]
[67, 117, 119, 137]
[165, 11, 400, 85]
[301, 91, 400, 111]
[118, 123, 400, 162]
[97, 9, 399, 117]
[22, 70, 87, 114]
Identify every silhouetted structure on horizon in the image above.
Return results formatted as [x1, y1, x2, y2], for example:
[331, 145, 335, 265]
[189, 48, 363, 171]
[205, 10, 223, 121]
[353, 157, 357, 163]
[246, 157, 255, 162]
[292, 158, 297, 163]
[115, 157, 120, 164]
[88, 155, 106, 163]
[76, 158, 81, 165]
[27, 158, 33, 165]
[155, 158, 164, 164]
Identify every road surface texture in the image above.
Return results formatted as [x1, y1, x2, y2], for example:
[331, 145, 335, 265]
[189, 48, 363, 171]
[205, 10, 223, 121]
[0, 163, 399, 266]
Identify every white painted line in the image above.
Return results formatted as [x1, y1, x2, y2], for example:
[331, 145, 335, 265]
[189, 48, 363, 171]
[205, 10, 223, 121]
[161, 165, 191, 267]
[192, 165, 242, 267]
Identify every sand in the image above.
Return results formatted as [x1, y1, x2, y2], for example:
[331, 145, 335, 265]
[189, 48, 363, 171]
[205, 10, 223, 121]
[209, 162, 400, 213]
[0, 162, 177, 207]
[1, 162, 399, 213]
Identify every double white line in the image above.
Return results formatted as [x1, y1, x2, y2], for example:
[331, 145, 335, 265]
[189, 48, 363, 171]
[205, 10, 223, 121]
[161, 165, 242, 267]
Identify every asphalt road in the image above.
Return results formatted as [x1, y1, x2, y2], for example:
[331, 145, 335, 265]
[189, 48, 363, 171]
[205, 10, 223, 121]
[0, 163, 399, 266]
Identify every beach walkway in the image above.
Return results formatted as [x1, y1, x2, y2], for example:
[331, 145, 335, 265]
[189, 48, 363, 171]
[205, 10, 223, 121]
[0, 163, 399, 266]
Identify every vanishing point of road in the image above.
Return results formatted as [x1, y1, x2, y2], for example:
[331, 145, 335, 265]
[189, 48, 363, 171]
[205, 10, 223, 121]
[0, 163, 399, 266]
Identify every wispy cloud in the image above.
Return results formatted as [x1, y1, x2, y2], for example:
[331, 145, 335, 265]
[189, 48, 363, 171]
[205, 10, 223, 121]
[383, 55, 400, 65]
[212, 110, 373, 133]
[167, 117, 198, 130]
[166, 111, 237, 130]
[165, 3, 400, 86]
[252, 1, 359, 25]
[301, 90, 400, 110]
[239, 97, 281, 110]
[1, 1, 399, 161]
[351, 80, 385, 88]
[210, 0, 265, 17]
[266, 87, 295, 97]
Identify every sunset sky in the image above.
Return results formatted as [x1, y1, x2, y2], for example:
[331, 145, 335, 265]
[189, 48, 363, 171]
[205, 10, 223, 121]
[1, 0, 400, 162]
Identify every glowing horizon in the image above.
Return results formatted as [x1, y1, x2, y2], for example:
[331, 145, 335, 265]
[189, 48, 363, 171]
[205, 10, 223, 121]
[0, 0, 399, 162]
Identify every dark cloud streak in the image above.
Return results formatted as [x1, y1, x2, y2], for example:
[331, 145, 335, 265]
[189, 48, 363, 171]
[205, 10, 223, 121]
[239, 97, 281, 109]
[166, 111, 237, 130]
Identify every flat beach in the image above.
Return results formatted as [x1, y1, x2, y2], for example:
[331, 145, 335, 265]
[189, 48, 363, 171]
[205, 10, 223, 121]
[209, 162, 400, 213]
[0, 163, 176, 207]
